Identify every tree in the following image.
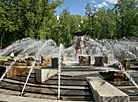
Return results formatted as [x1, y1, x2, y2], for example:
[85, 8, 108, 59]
[85, 3, 92, 36]
[0, 0, 19, 49]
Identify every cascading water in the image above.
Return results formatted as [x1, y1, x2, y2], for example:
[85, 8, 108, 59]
[1, 36, 138, 62]
[1, 36, 138, 94]
[0, 40, 42, 82]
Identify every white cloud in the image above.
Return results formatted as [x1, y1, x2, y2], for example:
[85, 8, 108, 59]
[94, 2, 109, 8]
[84, 3, 87, 5]
[105, 0, 118, 4]
[89, 0, 96, 3]
[57, 16, 60, 20]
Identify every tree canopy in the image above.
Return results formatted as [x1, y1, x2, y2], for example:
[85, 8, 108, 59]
[0, 0, 138, 49]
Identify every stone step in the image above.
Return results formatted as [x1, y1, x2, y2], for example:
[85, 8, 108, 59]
[120, 88, 138, 96]
[62, 96, 94, 101]
[116, 85, 137, 89]
[127, 71, 138, 78]
[2, 79, 90, 90]
[130, 66, 138, 69]
[62, 69, 105, 71]
[14, 72, 102, 81]
[109, 81, 135, 86]
[51, 74, 103, 80]
[16, 73, 35, 78]
[43, 80, 89, 86]
[0, 88, 94, 101]
[60, 71, 100, 77]
[7, 76, 35, 83]
[7, 75, 89, 86]
[0, 81, 92, 96]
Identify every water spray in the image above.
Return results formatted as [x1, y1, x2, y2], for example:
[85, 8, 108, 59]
[58, 44, 63, 100]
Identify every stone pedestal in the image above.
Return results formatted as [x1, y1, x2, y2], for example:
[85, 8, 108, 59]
[79, 55, 91, 66]
[52, 58, 58, 68]
[104, 56, 110, 64]
[94, 56, 104, 66]
[35, 69, 58, 83]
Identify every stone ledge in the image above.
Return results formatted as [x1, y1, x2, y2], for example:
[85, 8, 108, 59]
[86, 77, 130, 102]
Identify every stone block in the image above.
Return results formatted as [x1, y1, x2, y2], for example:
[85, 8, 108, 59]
[79, 55, 91, 66]
[104, 56, 110, 64]
[52, 58, 58, 68]
[94, 56, 104, 66]
[86, 77, 130, 102]
[35, 69, 58, 83]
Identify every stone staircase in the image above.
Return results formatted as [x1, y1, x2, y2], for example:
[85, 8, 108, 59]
[0, 65, 98, 101]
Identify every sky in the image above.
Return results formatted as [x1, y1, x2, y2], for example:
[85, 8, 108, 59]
[54, 0, 118, 18]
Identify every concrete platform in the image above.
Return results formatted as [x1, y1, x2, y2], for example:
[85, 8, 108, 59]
[86, 77, 130, 102]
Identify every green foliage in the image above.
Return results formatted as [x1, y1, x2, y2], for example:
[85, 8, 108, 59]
[0, 0, 138, 49]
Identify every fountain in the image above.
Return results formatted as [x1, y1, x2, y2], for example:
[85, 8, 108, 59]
[1, 36, 138, 101]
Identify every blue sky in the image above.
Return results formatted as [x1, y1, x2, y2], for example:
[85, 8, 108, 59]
[54, 0, 118, 17]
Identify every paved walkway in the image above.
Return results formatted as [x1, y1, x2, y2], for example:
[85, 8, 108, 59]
[0, 93, 93, 102]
